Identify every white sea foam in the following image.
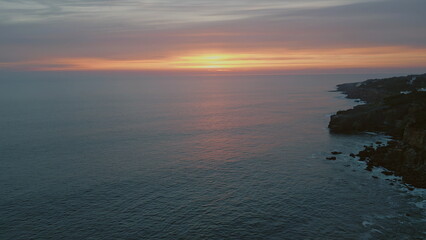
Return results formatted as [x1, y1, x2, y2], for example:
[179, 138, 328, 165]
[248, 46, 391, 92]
[362, 220, 373, 227]
[414, 200, 426, 209]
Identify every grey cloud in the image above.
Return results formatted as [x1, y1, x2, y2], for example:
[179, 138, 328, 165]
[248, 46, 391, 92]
[0, 0, 371, 25]
[0, 0, 425, 63]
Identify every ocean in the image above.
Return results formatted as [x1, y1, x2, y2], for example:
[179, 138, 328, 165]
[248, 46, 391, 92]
[0, 73, 425, 239]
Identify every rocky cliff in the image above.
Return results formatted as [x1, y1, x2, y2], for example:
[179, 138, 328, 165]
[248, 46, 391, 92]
[328, 74, 426, 188]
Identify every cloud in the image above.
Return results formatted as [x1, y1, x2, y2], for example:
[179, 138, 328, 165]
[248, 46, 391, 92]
[0, 0, 374, 25]
[0, 0, 425, 72]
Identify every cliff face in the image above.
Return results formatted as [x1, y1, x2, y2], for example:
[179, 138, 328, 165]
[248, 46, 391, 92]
[404, 127, 426, 151]
[328, 74, 426, 188]
[329, 92, 426, 138]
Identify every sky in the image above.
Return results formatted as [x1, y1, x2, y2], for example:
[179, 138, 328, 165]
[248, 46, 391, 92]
[1, 0, 426, 74]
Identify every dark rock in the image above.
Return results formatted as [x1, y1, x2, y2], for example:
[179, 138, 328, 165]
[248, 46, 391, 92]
[331, 151, 342, 155]
[372, 176, 378, 179]
[403, 126, 426, 151]
[349, 153, 356, 158]
[381, 171, 394, 176]
[326, 157, 337, 160]
[358, 146, 375, 161]
[364, 142, 426, 188]
[376, 141, 382, 144]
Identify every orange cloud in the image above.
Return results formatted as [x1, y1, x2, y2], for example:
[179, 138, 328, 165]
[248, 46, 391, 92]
[2, 46, 426, 72]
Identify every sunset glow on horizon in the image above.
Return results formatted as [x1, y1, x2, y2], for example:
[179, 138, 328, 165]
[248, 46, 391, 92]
[1, 0, 426, 73]
[3, 47, 426, 73]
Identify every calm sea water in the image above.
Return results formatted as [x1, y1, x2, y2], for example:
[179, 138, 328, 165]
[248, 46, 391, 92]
[0, 73, 425, 239]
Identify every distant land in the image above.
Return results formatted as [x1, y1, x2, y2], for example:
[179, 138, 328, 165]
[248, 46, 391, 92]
[329, 74, 426, 188]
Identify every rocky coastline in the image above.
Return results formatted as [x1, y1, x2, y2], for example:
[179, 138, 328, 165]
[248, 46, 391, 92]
[328, 74, 426, 188]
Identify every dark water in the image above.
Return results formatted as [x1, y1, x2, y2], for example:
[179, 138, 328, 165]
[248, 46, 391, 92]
[0, 73, 425, 239]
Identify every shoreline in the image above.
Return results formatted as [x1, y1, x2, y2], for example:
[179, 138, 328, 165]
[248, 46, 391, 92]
[328, 74, 426, 188]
